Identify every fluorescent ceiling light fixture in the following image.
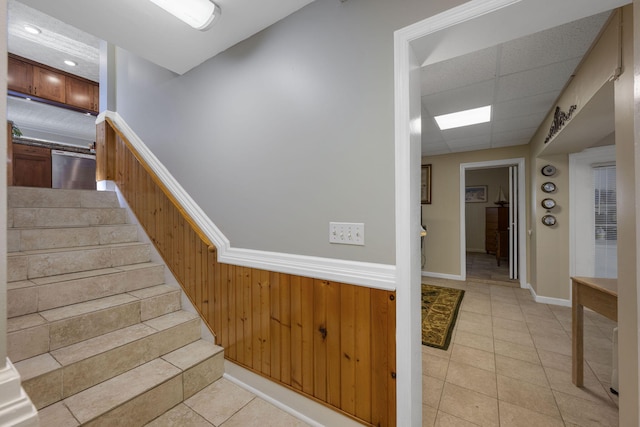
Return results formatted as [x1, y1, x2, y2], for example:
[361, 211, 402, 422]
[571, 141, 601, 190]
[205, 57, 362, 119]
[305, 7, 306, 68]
[434, 105, 492, 130]
[24, 25, 41, 35]
[64, 60, 77, 67]
[149, 0, 221, 31]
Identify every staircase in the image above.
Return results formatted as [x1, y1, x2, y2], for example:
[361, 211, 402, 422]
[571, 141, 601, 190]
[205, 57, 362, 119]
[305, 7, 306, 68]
[7, 186, 224, 426]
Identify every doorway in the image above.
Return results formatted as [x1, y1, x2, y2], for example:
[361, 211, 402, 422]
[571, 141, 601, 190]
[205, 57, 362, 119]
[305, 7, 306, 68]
[460, 158, 525, 287]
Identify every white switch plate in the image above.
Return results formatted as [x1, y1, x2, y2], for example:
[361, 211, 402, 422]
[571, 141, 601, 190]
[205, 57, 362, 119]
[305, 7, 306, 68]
[329, 222, 364, 246]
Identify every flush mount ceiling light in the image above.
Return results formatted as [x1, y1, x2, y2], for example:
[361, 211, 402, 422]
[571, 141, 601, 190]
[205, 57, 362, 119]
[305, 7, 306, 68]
[434, 105, 492, 131]
[23, 25, 41, 35]
[64, 60, 77, 67]
[149, 0, 221, 31]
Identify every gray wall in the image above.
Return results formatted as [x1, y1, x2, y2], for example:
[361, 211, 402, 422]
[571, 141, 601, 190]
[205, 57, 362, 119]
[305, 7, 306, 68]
[114, 0, 464, 264]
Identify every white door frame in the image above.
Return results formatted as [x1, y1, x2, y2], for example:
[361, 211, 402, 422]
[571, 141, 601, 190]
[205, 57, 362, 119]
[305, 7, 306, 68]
[459, 158, 527, 287]
[393, 0, 628, 425]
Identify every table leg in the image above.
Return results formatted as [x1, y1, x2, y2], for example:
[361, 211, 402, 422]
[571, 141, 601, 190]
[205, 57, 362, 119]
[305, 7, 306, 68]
[572, 282, 584, 386]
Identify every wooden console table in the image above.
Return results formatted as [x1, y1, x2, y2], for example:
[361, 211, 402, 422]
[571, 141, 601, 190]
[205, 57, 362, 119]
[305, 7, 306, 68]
[571, 276, 617, 387]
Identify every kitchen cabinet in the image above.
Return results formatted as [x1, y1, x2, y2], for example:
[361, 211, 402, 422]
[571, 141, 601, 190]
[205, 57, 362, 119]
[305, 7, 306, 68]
[8, 54, 98, 113]
[13, 143, 52, 188]
[66, 76, 98, 111]
[7, 56, 33, 94]
[33, 67, 66, 103]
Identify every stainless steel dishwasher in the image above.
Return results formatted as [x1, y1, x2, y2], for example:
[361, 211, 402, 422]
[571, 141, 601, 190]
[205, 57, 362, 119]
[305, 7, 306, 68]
[51, 149, 96, 190]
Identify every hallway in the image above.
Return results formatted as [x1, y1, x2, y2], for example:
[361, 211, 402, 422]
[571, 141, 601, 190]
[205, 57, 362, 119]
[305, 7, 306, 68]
[422, 278, 618, 426]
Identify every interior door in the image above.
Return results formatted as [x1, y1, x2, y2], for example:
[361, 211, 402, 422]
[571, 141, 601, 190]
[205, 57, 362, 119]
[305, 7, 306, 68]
[509, 165, 519, 279]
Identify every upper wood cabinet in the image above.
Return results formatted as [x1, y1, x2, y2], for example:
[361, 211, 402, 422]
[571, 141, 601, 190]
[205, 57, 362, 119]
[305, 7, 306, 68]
[66, 77, 98, 111]
[33, 67, 66, 103]
[8, 53, 98, 114]
[7, 56, 33, 94]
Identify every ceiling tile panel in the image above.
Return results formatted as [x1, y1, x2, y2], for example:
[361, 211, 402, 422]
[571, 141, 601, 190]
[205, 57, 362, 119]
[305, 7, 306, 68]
[491, 112, 546, 134]
[499, 12, 611, 76]
[420, 46, 497, 95]
[422, 80, 495, 117]
[496, 58, 580, 103]
[492, 91, 558, 121]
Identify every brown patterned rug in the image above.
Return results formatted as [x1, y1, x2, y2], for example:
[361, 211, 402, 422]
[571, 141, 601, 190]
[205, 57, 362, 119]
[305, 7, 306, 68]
[422, 284, 464, 350]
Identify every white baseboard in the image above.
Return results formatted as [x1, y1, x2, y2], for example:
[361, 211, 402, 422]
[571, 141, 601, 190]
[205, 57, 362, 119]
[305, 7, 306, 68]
[421, 271, 464, 281]
[526, 283, 571, 307]
[223, 361, 362, 427]
[0, 359, 38, 427]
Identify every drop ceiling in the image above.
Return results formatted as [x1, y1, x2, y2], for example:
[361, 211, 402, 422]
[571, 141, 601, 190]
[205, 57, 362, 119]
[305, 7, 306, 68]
[420, 11, 612, 156]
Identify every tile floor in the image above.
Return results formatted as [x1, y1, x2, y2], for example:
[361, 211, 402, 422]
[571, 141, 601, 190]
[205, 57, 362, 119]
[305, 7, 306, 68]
[144, 378, 310, 427]
[466, 252, 517, 286]
[421, 277, 619, 427]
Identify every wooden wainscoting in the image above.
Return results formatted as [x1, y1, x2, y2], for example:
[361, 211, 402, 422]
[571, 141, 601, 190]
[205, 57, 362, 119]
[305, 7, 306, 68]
[98, 120, 396, 426]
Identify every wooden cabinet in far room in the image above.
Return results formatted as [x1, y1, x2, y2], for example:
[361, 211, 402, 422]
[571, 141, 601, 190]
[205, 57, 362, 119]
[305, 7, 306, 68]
[13, 143, 52, 188]
[485, 207, 509, 261]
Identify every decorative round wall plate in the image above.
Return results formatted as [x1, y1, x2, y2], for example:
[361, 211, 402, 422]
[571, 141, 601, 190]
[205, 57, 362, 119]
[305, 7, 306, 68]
[541, 182, 556, 193]
[541, 198, 556, 209]
[541, 164, 557, 176]
[542, 215, 557, 226]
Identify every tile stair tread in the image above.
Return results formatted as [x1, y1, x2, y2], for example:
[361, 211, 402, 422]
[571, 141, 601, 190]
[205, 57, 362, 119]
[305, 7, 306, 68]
[8, 262, 162, 287]
[14, 312, 203, 397]
[63, 358, 181, 424]
[7, 241, 148, 257]
[143, 310, 200, 332]
[8, 223, 135, 231]
[8, 187, 120, 208]
[161, 340, 223, 370]
[8, 313, 46, 332]
[9, 285, 181, 327]
[15, 353, 61, 381]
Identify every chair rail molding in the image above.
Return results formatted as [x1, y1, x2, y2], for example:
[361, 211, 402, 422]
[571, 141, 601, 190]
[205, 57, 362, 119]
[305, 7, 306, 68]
[96, 111, 396, 291]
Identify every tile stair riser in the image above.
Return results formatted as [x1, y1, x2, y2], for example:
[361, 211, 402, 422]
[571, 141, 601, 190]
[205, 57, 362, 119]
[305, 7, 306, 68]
[9, 207, 127, 228]
[18, 318, 202, 408]
[7, 243, 151, 281]
[8, 288, 184, 361]
[8, 187, 120, 209]
[61, 318, 201, 398]
[8, 224, 138, 252]
[58, 343, 224, 426]
[8, 264, 165, 317]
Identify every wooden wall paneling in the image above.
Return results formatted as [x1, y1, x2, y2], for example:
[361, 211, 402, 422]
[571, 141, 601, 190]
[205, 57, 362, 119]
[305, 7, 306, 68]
[290, 276, 303, 391]
[251, 269, 262, 372]
[354, 286, 372, 421]
[269, 272, 282, 382]
[226, 264, 237, 359]
[102, 122, 398, 426]
[239, 267, 250, 367]
[300, 277, 314, 395]
[279, 273, 292, 386]
[259, 269, 271, 375]
[313, 280, 328, 401]
[388, 292, 397, 427]
[371, 290, 390, 427]
[339, 285, 356, 414]
[326, 281, 341, 407]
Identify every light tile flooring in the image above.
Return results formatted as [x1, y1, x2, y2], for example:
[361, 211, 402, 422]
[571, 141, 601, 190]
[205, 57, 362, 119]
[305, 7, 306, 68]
[422, 277, 619, 426]
[145, 378, 310, 427]
[466, 251, 517, 286]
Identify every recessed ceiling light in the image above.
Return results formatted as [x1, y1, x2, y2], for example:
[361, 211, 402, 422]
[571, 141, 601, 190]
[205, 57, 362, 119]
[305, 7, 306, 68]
[434, 105, 492, 130]
[64, 60, 77, 67]
[24, 25, 41, 35]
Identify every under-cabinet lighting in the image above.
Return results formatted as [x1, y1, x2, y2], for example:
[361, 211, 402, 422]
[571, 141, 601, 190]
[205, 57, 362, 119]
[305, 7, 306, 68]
[434, 105, 492, 130]
[149, 0, 221, 31]
[24, 25, 41, 35]
[64, 60, 77, 67]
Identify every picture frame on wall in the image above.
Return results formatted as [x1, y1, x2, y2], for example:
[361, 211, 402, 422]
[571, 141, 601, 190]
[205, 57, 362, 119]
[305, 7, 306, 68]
[421, 164, 432, 204]
[465, 185, 488, 203]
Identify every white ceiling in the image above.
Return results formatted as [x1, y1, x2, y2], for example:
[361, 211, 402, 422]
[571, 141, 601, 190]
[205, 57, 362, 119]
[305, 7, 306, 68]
[7, 1, 616, 154]
[420, 11, 612, 156]
[17, 0, 316, 75]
